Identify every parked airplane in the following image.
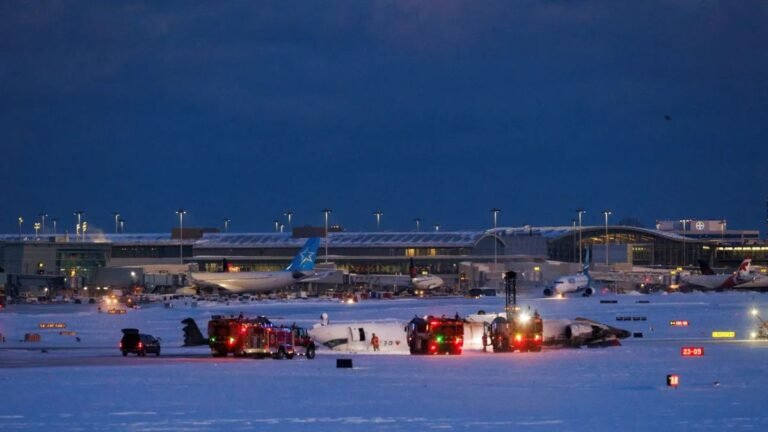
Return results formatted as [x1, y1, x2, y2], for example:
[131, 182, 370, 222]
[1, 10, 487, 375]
[682, 258, 752, 290]
[543, 250, 594, 297]
[189, 237, 327, 293]
[308, 312, 630, 353]
[346, 259, 443, 294]
[409, 259, 444, 291]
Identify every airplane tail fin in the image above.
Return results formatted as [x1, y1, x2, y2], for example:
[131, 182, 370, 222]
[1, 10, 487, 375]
[285, 237, 321, 272]
[737, 258, 752, 275]
[181, 318, 207, 346]
[697, 260, 715, 275]
[409, 258, 418, 278]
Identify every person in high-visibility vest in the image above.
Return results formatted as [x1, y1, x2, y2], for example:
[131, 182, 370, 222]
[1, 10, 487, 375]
[371, 333, 380, 351]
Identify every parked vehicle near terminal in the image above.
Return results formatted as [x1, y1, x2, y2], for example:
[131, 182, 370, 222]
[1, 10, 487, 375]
[120, 328, 161, 357]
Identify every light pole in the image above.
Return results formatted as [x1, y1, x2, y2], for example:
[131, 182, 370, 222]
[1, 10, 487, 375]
[223, 218, 230, 233]
[34, 222, 40, 237]
[491, 208, 501, 265]
[433, 224, 440, 232]
[571, 218, 577, 262]
[373, 210, 383, 231]
[679, 218, 691, 267]
[176, 209, 186, 265]
[273, 219, 279, 232]
[284, 210, 293, 230]
[119, 218, 125, 233]
[576, 208, 586, 266]
[414, 217, 421, 232]
[322, 208, 332, 263]
[18, 216, 23, 239]
[51, 218, 58, 235]
[602, 209, 612, 265]
[112, 212, 120, 234]
[73, 210, 84, 241]
[720, 219, 726, 242]
[39, 213, 47, 234]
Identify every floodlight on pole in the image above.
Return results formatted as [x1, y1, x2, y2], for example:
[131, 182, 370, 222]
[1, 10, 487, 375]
[602, 209, 612, 265]
[112, 212, 120, 234]
[491, 208, 501, 265]
[176, 209, 187, 264]
[73, 210, 84, 241]
[414, 217, 421, 232]
[373, 210, 384, 231]
[223, 218, 231, 233]
[576, 208, 586, 266]
[284, 210, 294, 230]
[322, 208, 332, 263]
[679, 219, 692, 266]
[39, 213, 47, 234]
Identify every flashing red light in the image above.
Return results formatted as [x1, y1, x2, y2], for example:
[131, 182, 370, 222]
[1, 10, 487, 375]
[228, 337, 235, 346]
[428, 343, 437, 352]
[534, 334, 542, 342]
[514, 334, 523, 343]
[119, 342, 122, 348]
[455, 336, 463, 345]
[681, 347, 704, 357]
[137, 342, 143, 349]
[241, 325, 247, 334]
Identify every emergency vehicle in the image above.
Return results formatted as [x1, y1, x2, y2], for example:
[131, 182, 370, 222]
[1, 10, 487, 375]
[489, 311, 543, 352]
[489, 271, 543, 353]
[207, 315, 316, 359]
[407, 315, 464, 355]
[751, 308, 768, 340]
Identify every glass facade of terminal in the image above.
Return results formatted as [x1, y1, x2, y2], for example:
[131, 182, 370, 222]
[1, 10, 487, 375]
[548, 227, 710, 267]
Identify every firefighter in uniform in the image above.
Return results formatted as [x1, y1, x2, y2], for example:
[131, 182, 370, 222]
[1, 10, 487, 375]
[371, 333, 380, 351]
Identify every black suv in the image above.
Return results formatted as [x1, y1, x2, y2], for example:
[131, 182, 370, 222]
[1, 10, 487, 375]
[120, 328, 161, 357]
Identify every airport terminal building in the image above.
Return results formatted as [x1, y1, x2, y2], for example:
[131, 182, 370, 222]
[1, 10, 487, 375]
[1, 221, 765, 296]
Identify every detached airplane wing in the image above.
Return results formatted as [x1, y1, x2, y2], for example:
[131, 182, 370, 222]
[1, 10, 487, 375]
[546, 318, 631, 347]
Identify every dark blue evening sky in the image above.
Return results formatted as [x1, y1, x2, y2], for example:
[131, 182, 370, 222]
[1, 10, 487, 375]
[1, 1, 767, 235]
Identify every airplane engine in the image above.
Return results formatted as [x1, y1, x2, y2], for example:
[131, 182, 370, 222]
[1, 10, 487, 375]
[564, 323, 595, 340]
[583, 287, 595, 297]
[543, 288, 554, 297]
[292, 271, 305, 280]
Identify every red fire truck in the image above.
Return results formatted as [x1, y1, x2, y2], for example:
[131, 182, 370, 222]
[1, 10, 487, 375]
[207, 315, 316, 359]
[407, 315, 464, 355]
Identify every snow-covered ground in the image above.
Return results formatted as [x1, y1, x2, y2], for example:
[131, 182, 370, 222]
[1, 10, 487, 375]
[1, 292, 767, 431]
